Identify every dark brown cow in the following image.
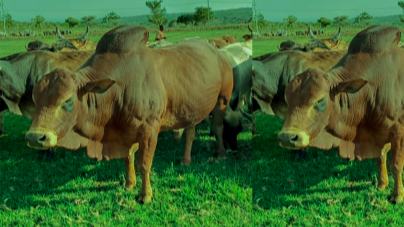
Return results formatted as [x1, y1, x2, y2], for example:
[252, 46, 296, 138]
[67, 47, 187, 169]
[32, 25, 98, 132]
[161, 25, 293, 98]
[278, 25, 404, 203]
[26, 40, 53, 51]
[25, 25, 233, 203]
[0, 50, 93, 145]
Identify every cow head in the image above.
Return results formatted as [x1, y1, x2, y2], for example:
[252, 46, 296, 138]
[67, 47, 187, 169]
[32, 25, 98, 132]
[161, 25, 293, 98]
[25, 68, 115, 149]
[52, 26, 96, 52]
[277, 68, 367, 149]
[306, 26, 347, 52]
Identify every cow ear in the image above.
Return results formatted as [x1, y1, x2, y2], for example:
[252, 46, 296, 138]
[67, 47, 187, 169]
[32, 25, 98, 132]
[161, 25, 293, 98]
[330, 78, 367, 100]
[84, 79, 115, 94]
[79, 79, 115, 101]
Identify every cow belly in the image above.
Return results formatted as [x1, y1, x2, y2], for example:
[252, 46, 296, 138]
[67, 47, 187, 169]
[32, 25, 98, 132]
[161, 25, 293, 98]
[352, 128, 390, 160]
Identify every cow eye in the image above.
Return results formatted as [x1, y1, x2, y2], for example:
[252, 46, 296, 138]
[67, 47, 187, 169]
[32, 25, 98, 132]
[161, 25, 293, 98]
[315, 95, 327, 112]
[63, 96, 75, 112]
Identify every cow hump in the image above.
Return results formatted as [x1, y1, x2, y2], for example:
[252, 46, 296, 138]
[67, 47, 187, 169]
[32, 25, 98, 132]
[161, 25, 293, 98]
[348, 25, 401, 54]
[96, 25, 149, 54]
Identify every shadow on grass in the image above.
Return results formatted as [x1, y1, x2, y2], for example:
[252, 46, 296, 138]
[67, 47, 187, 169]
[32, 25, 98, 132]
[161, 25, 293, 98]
[253, 114, 382, 210]
[0, 114, 251, 210]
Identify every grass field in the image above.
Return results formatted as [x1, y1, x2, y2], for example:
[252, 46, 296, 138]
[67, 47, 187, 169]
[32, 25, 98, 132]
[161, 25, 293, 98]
[0, 28, 252, 226]
[252, 33, 404, 226]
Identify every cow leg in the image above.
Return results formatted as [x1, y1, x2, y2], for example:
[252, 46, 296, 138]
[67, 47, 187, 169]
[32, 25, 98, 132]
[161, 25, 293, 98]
[389, 137, 404, 204]
[173, 129, 184, 143]
[123, 143, 138, 190]
[181, 126, 195, 166]
[211, 98, 228, 159]
[136, 123, 160, 204]
[376, 154, 389, 191]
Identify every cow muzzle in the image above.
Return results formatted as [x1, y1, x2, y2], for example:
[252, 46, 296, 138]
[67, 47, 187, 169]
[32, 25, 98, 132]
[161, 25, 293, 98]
[26, 130, 58, 149]
[277, 130, 310, 150]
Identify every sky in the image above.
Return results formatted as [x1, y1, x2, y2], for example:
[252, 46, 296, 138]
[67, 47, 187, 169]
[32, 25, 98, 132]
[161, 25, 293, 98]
[257, 0, 403, 22]
[5, 0, 252, 22]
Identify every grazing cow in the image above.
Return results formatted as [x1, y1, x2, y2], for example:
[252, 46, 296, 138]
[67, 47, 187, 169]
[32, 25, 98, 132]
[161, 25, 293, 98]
[277, 25, 404, 203]
[252, 50, 346, 155]
[25, 25, 234, 203]
[0, 50, 94, 148]
[53, 26, 96, 52]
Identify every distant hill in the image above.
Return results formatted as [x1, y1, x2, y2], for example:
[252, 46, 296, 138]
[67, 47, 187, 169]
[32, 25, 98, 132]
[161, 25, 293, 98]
[348, 14, 403, 25]
[104, 7, 252, 26]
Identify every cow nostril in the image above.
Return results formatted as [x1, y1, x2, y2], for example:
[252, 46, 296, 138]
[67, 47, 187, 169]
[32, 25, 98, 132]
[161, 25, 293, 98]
[38, 135, 47, 142]
[291, 135, 299, 142]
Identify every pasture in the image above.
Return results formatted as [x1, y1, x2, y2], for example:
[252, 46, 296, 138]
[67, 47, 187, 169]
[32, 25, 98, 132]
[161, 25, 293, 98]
[253, 33, 404, 226]
[0, 27, 252, 226]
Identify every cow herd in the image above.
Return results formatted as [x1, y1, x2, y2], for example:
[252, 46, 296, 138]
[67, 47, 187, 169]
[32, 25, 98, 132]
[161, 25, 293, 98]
[2, 24, 404, 204]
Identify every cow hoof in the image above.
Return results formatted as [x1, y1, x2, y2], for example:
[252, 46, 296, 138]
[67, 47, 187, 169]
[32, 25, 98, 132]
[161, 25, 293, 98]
[377, 182, 388, 191]
[389, 194, 404, 204]
[124, 183, 135, 191]
[181, 160, 191, 166]
[137, 195, 152, 204]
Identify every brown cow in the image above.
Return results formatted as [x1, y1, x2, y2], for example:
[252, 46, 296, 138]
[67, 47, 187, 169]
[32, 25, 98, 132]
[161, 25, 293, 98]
[25, 25, 233, 203]
[208, 35, 238, 48]
[53, 26, 96, 52]
[307, 26, 348, 52]
[278, 26, 348, 52]
[0, 50, 93, 149]
[278, 25, 404, 203]
[251, 50, 345, 149]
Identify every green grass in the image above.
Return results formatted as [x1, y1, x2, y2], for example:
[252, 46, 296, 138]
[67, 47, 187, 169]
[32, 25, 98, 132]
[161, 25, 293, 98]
[252, 36, 404, 226]
[0, 29, 252, 226]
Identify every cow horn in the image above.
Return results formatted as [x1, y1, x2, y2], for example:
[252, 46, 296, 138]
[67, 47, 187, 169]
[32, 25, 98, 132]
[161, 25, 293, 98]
[240, 109, 253, 122]
[248, 24, 253, 33]
[308, 26, 316, 40]
[78, 26, 89, 42]
[330, 26, 342, 42]
[56, 27, 64, 40]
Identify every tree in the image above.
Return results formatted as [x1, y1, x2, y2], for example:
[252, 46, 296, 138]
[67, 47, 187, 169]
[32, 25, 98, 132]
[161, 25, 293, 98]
[168, 19, 176, 27]
[333, 16, 348, 25]
[398, 1, 404, 23]
[257, 13, 268, 28]
[317, 17, 332, 27]
[283, 15, 297, 27]
[102, 11, 121, 26]
[145, 0, 168, 27]
[194, 6, 215, 25]
[65, 17, 80, 28]
[4, 13, 14, 28]
[31, 15, 45, 28]
[177, 14, 195, 26]
[354, 11, 373, 26]
[81, 15, 97, 25]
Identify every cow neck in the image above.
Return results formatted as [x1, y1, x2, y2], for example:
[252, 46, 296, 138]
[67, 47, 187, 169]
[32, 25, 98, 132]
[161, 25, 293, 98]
[326, 68, 367, 141]
[75, 69, 114, 141]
